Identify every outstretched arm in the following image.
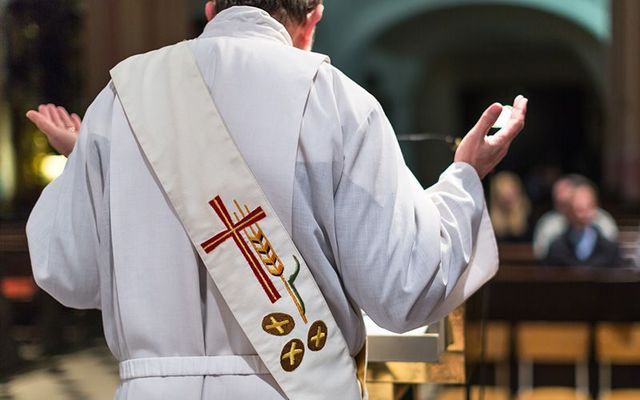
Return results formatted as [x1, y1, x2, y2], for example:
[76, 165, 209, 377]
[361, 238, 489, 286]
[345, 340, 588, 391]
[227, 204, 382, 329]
[334, 94, 527, 332]
[26, 103, 82, 157]
[25, 85, 116, 310]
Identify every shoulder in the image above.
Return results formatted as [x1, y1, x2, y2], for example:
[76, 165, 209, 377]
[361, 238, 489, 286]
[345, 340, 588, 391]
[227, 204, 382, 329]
[535, 211, 566, 232]
[595, 208, 619, 227]
[314, 61, 384, 135]
[595, 208, 616, 223]
[318, 62, 378, 113]
[593, 208, 619, 240]
[81, 82, 119, 141]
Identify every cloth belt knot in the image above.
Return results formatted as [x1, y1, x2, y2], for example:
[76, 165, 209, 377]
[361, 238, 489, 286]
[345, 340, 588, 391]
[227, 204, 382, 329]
[119, 355, 270, 380]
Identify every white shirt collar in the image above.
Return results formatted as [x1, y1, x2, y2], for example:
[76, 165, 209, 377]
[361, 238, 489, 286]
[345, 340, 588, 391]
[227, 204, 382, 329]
[199, 6, 293, 47]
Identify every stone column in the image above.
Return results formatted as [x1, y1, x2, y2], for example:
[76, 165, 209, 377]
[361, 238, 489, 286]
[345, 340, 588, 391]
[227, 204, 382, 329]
[607, 0, 640, 202]
[84, 0, 190, 102]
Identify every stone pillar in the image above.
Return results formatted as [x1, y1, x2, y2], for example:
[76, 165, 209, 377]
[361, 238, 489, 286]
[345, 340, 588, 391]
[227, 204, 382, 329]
[607, 1, 640, 202]
[84, 0, 190, 102]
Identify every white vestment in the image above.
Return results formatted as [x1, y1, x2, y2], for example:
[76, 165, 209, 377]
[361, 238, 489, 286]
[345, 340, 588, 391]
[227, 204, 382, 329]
[27, 7, 497, 399]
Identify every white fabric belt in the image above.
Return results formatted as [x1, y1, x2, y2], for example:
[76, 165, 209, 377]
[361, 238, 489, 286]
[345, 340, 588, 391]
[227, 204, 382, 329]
[119, 355, 270, 380]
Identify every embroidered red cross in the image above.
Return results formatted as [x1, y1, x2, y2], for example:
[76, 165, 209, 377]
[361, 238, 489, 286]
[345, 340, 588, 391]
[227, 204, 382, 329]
[200, 195, 281, 303]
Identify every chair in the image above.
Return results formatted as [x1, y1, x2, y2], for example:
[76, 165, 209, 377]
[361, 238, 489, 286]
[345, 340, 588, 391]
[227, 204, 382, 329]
[516, 322, 591, 400]
[595, 323, 640, 400]
[436, 322, 512, 400]
[518, 387, 589, 400]
[466, 321, 511, 388]
[436, 385, 511, 400]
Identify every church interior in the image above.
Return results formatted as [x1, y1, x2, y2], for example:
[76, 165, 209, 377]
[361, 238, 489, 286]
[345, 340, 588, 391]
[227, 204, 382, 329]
[1, 0, 640, 399]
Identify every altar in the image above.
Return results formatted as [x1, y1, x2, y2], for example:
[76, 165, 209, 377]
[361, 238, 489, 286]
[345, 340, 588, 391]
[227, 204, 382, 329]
[366, 307, 466, 399]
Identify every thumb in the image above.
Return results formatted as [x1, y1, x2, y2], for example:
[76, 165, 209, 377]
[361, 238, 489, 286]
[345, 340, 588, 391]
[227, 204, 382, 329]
[466, 103, 502, 143]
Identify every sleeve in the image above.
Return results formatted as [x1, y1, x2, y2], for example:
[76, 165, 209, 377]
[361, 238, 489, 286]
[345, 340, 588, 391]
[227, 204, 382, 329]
[595, 209, 619, 241]
[532, 214, 552, 260]
[26, 90, 112, 310]
[533, 213, 566, 260]
[334, 102, 498, 333]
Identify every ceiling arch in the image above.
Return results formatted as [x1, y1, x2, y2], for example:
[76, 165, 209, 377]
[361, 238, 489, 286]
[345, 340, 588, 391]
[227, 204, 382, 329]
[320, 0, 609, 67]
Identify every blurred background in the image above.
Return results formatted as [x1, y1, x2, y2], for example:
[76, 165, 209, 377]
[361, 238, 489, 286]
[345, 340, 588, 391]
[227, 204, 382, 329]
[1, 0, 639, 399]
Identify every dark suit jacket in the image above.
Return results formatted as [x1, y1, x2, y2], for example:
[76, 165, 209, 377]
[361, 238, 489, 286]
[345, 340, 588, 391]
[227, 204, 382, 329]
[545, 227, 623, 267]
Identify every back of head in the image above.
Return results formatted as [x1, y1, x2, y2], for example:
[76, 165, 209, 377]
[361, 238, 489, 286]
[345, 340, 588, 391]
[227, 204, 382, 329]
[215, 0, 321, 25]
[491, 171, 529, 210]
[490, 171, 530, 238]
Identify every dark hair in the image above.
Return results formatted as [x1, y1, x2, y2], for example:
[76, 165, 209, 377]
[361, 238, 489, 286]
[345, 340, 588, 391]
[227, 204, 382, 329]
[215, 0, 321, 25]
[563, 174, 599, 203]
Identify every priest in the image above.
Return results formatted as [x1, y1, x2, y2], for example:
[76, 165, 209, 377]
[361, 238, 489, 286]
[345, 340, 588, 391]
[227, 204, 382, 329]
[26, 1, 527, 399]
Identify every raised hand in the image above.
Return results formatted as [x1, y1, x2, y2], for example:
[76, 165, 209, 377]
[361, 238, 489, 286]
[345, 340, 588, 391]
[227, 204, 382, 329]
[26, 104, 82, 157]
[454, 95, 528, 179]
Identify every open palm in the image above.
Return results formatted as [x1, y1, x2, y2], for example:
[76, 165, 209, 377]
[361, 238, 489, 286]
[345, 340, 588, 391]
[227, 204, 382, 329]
[26, 104, 82, 157]
[454, 95, 528, 179]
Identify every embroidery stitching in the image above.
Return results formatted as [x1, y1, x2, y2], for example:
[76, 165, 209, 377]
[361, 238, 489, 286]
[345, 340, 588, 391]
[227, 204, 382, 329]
[233, 201, 308, 323]
[262, 313, 295, 336]
[307, 320, 328, 351]
[288, 256, 306, 319]
[200, 196, 281, 303]
[280, 339, 305, 372]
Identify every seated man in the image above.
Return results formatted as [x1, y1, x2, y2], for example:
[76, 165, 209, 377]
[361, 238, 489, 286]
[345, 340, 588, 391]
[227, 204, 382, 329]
[545, 180, 622, 267]
[533, 174, 618, 260]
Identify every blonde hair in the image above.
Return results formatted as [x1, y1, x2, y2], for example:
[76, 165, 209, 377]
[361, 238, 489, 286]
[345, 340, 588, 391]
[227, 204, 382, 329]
[490, 171, 531, 238]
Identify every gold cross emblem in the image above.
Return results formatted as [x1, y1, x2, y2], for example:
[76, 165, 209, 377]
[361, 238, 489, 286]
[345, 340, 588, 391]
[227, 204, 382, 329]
[280, 339, 305, 371]
[266, 316, 290, 335]
[307, 320, 328, 351]
[262, 313, 295, 336]
[310, 325, 326, 348]
[282, 341, 303, 366]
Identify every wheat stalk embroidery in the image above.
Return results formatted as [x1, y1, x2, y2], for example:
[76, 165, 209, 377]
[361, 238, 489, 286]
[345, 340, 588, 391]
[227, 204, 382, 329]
[233, 200, 308, 323]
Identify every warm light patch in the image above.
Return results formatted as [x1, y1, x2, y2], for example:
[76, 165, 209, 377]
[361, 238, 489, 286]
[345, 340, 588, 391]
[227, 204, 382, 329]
[39, 155, 67, 182]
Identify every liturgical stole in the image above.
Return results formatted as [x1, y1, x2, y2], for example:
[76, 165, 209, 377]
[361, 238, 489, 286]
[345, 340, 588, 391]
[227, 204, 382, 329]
[110, 42, 363, 399]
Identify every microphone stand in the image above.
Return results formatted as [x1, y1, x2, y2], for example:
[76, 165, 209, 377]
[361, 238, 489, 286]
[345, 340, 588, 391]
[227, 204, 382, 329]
[396, 133, 461, 153]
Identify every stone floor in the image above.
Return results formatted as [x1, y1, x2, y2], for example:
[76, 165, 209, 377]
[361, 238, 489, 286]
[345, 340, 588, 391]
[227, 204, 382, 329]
[0, 346, 119, 400]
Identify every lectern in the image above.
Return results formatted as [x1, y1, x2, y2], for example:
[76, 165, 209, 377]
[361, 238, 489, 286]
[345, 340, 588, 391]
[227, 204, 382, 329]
[365, 307, 466, 400]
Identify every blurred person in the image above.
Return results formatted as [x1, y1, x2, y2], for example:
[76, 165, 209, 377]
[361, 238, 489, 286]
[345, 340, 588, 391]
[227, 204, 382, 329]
[489, 171, 531, 242]
[533, 174, 618, 259]
[24, 1, 527, 399]
[545, 181, 622, 267]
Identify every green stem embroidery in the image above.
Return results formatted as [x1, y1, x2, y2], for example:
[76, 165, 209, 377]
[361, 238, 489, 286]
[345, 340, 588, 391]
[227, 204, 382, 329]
[288, 256, 306, 315]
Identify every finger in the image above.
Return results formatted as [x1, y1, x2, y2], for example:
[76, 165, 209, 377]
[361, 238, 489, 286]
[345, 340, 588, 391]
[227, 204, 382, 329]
[47, 104, 63, 128]
[71, 113, 82, 131]
[57, 106, 74, 129]
[492, 96, 527, 146]
[26, 110, 47, 128]
[38, 104, 51, 120]
[25, 110, 42, 126]
[26, 110, 57, 135]
[467, 103, 503, 143]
